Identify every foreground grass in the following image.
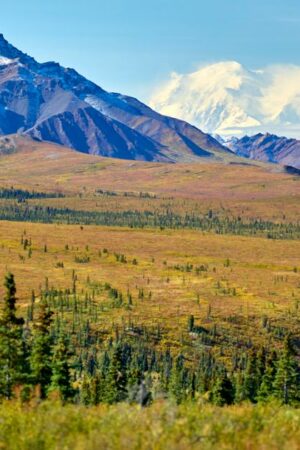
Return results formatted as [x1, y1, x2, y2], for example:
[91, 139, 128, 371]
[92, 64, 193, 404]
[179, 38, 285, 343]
[0, 401, 299, 450]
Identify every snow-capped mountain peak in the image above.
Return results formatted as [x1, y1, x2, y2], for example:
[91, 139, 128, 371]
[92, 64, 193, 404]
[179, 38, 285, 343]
[150, 62, 300, 139]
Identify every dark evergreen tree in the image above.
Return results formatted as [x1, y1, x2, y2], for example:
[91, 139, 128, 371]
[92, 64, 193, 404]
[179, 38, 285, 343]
[90, 372, 103, 405]
[48, 337, 74, 402]
[256, 347, 267, 379]
[243, 351, 260, 402]
[188, 315, 194, 332]
[0, 273, 26, 398]
[2, 273, 24, 326]
[104, 344, 127, 404]
[210, 372, 234, 406]
[273, 336, 299, 405]
[30, 303, 53, 398]
[256, 354, 277, 402]
[169, 355, 186, 404]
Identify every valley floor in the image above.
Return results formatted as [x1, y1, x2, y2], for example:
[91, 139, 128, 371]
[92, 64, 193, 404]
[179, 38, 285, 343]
[0, 142, 299, 449]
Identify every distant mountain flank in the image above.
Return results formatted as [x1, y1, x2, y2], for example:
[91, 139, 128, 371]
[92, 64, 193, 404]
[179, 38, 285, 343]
[0, 34, 231, 163]
[227, 133, 300, 170]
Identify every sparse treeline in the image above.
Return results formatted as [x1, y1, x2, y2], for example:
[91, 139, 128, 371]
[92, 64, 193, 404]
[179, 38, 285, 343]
[0, 187, 65, 201]
[0, 273, 299, 406]
[95, 188, 157, 198]
[1, 204, 300, 239]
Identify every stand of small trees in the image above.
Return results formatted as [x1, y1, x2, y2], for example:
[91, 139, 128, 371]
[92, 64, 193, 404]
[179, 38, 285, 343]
[0, 274, 299, 406]
[0, 187, 65, 201]
[0, 204, 299, 240]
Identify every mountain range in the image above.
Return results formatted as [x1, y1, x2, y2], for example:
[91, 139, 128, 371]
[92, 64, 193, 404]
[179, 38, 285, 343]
[1, 36, 300, 171]
[227, 133, 300, 170]
[0, 34, 231, 163]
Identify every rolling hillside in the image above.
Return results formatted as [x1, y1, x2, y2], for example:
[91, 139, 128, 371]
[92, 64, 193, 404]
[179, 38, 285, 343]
[0, 135, 299, 223]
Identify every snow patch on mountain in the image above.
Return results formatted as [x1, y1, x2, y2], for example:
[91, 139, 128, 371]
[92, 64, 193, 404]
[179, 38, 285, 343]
[0, 56, 14, 65]
[149, 62, 300, 139]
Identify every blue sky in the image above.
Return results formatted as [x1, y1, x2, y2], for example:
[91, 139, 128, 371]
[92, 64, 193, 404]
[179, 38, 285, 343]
[1, 0, 300, 100]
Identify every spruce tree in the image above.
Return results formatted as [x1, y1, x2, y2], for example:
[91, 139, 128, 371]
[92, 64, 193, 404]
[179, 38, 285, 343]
[2, 273, 24, 326]
[256, 347, 267, 379]
[169, 355, 186, 404]
[90, 372, 103, 405]
[273, 336, 299, 405]
[243, 351, 260, 402]
[104, 344, 127, 404]
[30, 303, 53, 398]
[211, 372, 234, 406]
[188, 315, 194, 332]
[0, 273, 26, 399]
[48, 337, 74, 402]
[256, 352, 277, 402]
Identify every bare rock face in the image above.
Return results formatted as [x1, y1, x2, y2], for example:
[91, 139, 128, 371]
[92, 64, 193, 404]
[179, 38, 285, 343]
[0, 34, 229, 162]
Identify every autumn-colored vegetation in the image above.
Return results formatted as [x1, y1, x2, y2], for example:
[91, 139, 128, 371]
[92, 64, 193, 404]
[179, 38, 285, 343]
[0, 400, 300, 450]
[0, 140, 299, 449]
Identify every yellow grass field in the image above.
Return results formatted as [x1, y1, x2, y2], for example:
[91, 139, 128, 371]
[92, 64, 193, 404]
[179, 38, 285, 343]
[0, 219, 299, 359]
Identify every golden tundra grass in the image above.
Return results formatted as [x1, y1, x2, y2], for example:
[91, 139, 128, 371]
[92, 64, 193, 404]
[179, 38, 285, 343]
[0, 220, 299, 356]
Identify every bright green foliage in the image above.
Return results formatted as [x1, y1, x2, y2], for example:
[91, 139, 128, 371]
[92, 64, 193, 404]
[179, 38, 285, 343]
[80, 374, 91, 405]
[234, 372, 247, 404]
